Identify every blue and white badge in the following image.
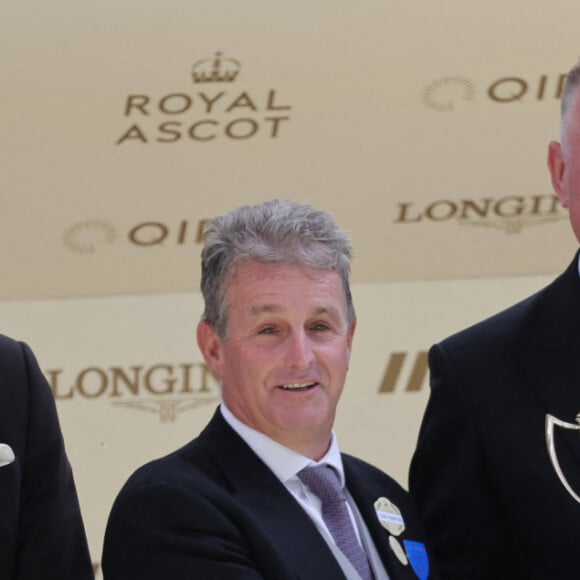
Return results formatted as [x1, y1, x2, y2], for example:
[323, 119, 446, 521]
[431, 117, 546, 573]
[403, 540, 429, 580]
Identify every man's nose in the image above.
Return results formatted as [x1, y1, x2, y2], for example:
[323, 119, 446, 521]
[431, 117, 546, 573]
[285, 330, 315, 369]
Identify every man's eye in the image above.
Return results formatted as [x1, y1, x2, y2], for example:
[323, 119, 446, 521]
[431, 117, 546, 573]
[311, 323, 330, 332]
[258, 327, 277, 335]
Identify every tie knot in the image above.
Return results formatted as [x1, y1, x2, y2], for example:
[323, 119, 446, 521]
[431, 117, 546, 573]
[298, 465, 345, 504]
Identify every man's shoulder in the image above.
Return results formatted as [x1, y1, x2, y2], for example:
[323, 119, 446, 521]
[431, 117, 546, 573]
[119, 437, 216, 496]
[108, 439, 241, 536]
[0, 333, 19, 350]
[441, 291, 539, 348]
[0, 335, 46, 422]
[0, 334, 46, 390]
[0, 334, 25, 367]
[438, 261, 574, 352]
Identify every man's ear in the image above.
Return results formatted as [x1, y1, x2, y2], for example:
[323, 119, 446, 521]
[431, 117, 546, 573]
[548, 140, 568, 207]
[196, 321, 224, 379]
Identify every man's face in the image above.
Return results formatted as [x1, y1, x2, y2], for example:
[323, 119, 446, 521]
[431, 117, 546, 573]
[548, 87, 580, 243]
[197, 261, 355, 459]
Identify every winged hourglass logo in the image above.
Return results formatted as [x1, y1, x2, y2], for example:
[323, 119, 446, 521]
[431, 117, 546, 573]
[545, 413, 580, 503]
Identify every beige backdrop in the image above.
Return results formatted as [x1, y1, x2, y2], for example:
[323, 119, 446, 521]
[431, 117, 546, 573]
[2, 0, 579, 301]
[3, 0, 580, 577]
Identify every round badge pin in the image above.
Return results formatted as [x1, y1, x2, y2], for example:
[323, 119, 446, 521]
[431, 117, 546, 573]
[374, 497, 405, 536]
[389, 535, 409, 566]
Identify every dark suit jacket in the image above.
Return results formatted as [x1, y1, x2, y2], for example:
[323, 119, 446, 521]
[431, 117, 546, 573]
[409, 253, 580, 579]
[0, 334, 93, 579]
[103, 409, 438, 579]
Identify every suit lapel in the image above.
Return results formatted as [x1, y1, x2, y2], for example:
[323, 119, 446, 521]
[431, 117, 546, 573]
[513, 254, 580, 418]
[512, 254, 580, 490]
[343, 458, 420, 580]
[198, 411, 348, 579]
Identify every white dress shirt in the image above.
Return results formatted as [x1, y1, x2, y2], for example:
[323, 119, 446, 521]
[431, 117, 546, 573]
[220, 404, 391, 580]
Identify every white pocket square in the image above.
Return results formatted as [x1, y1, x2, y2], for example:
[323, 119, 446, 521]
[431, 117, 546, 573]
[0, 444, 15, 467]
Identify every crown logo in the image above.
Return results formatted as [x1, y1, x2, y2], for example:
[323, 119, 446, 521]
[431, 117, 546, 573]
[191, 51, 241, 83]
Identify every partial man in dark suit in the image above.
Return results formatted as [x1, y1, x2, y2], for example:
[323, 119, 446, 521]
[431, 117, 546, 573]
[102, 200, 438, 580]
[409, 58, 580, 579]
[0, 333, 93, 579]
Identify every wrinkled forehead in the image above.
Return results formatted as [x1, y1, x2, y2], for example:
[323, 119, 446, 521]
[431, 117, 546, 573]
[224, 260, 348, 312]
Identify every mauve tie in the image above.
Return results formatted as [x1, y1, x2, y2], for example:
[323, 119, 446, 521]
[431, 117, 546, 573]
[298, 465, 373, 580]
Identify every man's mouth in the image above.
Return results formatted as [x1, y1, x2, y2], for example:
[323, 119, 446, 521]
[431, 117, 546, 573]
[279, 381, 318, 391]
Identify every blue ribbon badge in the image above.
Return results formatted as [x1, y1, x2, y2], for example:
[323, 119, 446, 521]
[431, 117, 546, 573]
[403, 540, 429, 580]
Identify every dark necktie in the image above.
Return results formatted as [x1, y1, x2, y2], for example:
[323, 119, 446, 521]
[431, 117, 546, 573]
[298, 465, 373, 580]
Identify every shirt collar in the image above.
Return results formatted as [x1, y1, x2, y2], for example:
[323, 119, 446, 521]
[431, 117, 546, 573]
[220, 403, 345, 487]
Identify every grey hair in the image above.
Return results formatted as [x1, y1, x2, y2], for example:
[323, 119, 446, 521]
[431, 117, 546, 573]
[200, 199, 355, 337]
[561, 59, 580, 123]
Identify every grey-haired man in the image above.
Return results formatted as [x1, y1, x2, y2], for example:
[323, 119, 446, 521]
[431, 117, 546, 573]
[104, 200, 438, 580]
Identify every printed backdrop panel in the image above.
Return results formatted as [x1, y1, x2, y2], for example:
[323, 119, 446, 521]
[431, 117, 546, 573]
[3, 0, 580, 575]
[0, 270, 556, 577]
[1, 0, 580, 300]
